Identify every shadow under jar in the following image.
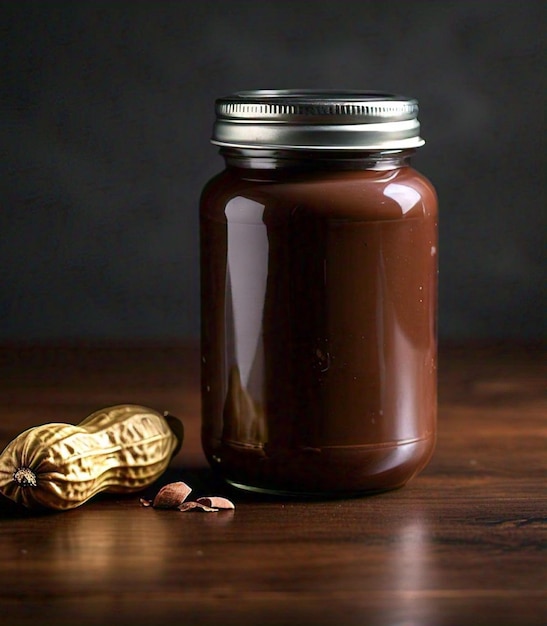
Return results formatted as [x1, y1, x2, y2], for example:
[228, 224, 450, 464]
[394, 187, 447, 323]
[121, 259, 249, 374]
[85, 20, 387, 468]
[200, 90, 438, 496]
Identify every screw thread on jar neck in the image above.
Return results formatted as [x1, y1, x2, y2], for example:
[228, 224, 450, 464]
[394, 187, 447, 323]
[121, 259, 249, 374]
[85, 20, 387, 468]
[220, 147, 414, 171]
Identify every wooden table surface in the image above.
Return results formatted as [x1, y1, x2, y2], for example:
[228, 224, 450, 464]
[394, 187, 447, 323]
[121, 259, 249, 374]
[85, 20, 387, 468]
[0, 342, 545, 626]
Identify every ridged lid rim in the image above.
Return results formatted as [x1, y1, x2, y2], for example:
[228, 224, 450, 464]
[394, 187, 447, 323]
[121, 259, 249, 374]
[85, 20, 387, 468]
[215, 90, 419, 122]
[211, 90, 425, 150]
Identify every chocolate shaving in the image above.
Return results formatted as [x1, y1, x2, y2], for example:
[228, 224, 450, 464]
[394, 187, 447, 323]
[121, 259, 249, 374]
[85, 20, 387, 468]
[196, 496, 235, 510]
[152, 481, 192, 509]
[140, 482, 235, 514]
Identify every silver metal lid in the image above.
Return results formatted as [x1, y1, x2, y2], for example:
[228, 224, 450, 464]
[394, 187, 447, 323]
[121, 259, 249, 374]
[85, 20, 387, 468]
[212, 90, 425, 151]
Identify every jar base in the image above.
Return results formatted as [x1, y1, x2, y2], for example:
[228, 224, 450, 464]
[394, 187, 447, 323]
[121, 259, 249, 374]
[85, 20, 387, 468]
[206, 434, 435, 497]
[224, 479, 402, 499]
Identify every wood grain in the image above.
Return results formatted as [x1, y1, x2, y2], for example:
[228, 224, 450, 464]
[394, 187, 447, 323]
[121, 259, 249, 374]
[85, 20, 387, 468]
[0, 342, 545, 626]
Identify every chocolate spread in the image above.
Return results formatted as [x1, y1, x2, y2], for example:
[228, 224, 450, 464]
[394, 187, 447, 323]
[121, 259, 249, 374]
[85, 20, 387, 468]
[200, 159, 438, 495]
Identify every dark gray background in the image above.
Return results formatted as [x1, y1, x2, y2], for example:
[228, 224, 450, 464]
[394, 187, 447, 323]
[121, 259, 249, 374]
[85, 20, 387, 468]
[1, 0, 545, 341]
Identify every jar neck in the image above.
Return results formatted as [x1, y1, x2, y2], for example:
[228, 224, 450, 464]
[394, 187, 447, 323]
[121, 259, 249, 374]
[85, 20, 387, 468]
[220, 147, 415, 171]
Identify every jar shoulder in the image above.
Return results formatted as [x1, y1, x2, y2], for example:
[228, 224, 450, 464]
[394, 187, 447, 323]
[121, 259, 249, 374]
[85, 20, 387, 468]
[201, 166, 437, 221]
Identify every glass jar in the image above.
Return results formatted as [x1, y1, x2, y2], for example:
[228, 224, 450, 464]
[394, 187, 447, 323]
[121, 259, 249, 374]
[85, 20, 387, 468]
[200, 91, 438, 496]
